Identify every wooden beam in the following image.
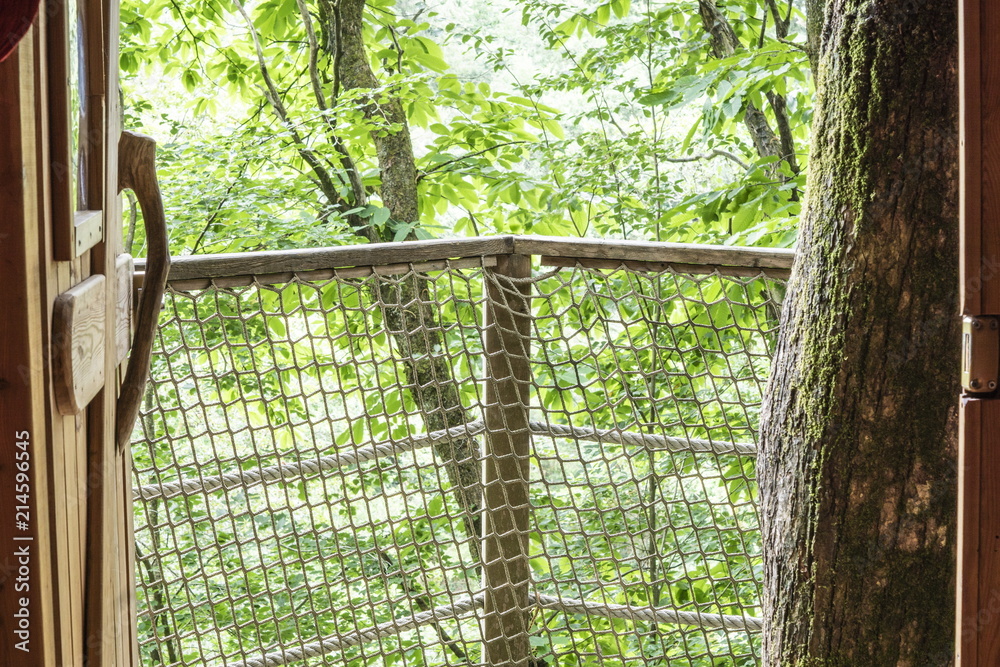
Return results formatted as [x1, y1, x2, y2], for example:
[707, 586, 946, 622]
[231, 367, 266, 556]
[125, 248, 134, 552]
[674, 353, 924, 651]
[957, 398, 1000, 665]
[514, 235, 795, 269]
[482, 254, 532, 667]
[157, 236, 516, 281]
[539, 255, 792, 279]
[137, 236, 796, 284]
[137, 256, 500, 291]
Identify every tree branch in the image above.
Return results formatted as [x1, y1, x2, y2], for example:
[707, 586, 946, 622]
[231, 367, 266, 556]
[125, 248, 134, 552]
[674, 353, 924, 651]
[417, 141, 528, 182]
[697, 0, 799, 178]
[295, 0, 327, 109]
[375, 548, 472, 665]
[233, 0, 374, 239]
[662, 148, 751, 171]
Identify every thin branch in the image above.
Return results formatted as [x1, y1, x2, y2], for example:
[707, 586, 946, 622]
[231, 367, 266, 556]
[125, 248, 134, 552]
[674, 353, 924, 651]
[662, 148, 751, 171]
[777, 36, 810, 53]
[375, 549, 472, 665]
[167, 0, 204, 68]
[191, 158, 251, 254]
[295, 0, 327, 109]
[417, 141, 528, 182]
[232, 0, 371, 235]
[758, 6, 767, 49]
[330, 0, 345, 100]
[296, 0, 368, 211]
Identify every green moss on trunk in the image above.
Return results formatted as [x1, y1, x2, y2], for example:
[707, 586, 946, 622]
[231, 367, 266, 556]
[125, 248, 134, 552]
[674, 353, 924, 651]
[759, 0, 959, 664]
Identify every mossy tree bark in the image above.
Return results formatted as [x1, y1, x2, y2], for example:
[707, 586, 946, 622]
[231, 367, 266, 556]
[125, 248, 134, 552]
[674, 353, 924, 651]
[758, 1, 959, 665]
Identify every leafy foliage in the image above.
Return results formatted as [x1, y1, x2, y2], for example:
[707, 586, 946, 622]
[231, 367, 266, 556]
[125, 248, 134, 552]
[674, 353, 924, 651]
[120, 0, 810, 253]
[121, 0, 811, 664]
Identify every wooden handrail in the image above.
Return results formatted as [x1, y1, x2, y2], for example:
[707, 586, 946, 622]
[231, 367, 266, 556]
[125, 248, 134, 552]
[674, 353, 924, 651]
[135, 235, 795, 285]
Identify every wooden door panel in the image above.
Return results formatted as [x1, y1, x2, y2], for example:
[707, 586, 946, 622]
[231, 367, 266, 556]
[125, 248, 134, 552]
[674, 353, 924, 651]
[0, 2, 138, 665]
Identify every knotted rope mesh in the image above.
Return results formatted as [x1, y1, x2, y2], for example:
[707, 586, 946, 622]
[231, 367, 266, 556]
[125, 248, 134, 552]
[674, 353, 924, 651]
[131, 251, 783, 667]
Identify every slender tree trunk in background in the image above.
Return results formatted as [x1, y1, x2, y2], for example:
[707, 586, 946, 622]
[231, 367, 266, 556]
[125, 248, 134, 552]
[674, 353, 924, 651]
[329, 0, 420, 229]
[804, 0, 826, 74]
[697, 0, 798, 174]
[322, 0, 484, 549]
[759, 0, 958, 664]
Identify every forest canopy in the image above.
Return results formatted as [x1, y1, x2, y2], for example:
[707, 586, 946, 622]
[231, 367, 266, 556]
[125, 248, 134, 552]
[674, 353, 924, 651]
[119, 0, 811, 256]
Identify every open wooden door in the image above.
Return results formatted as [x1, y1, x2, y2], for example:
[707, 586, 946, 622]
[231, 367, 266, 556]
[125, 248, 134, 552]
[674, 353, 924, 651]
[958, 0, 1000, 664]
[0, 1, 148, 664]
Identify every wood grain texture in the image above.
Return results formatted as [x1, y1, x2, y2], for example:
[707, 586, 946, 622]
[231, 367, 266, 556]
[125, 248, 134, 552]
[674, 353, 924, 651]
[33, 11, 78, 662]
[139, 256, 499, 292]
[137, 235, 794, 283]
[482, 254, 533, 667]
[0, 27, 55, 666]
[956, 399, 1000, 665]
[978, 0, 1000, 314]
[52, 274, 106, 415]
[47, 0, 74, 261]
[115, 253, 133, 364]
[73, 209, 102, 257]
[515, 235, 795, 268]
[115, 131, 169, 453]
[86, 0, 142, 659]
[957, 398, 981, 666]
[159, 236, 514, 281]
[960, 0, 982, 315]
[539, 255, 792, 279]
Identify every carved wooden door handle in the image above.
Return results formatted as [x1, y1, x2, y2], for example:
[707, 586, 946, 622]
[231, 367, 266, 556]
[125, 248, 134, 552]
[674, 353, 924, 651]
[116, 131, 170, 452]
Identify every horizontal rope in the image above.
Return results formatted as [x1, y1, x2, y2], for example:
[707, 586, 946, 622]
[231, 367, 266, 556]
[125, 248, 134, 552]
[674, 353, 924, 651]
[529, 421, 756, 457]
[133, 421, 486, 501]
[534, 593, 763, 632]
[225, 594, 485, 667]
[134, 419, 754, 501]
[222, 590, 759, 667]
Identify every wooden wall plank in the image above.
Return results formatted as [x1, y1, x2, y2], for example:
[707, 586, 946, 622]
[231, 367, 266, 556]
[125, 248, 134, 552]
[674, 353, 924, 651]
[958, 399, 1000, 664]
[0, 28, 56, 667]
[31, 11, 75, 663]
[46, 0, 75, 261]
[961, 0, 982, 315]
[957, 398, 981, 666]
[979, 0, 1000, 314]
[115, 254, 133, 364]
[84, 0, 138, 661]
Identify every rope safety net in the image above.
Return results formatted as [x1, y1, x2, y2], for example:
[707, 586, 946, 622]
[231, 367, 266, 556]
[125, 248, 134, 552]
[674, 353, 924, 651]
[130, 250, 784, 667]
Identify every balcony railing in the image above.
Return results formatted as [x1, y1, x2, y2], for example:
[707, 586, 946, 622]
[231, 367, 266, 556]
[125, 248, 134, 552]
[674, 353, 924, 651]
[130, 235, 793, 667]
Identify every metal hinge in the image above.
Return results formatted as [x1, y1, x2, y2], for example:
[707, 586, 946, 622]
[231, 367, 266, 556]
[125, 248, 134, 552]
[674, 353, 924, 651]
[963, 316, 999, 393]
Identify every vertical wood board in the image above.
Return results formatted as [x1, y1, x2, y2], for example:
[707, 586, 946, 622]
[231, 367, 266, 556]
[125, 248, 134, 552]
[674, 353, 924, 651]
[0, 29, 53, 667]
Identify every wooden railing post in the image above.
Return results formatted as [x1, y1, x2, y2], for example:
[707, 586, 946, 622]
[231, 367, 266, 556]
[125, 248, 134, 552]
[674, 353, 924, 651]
[483, 254, 533, 667]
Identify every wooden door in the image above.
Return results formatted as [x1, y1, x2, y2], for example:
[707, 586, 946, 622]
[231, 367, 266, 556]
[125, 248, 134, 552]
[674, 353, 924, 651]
[0, 1, 139, 665]
[958, 0, 1000, 664]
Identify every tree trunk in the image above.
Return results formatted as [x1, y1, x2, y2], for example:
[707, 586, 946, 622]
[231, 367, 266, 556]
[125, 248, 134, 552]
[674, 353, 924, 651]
[323, 0, 484, 550]
[697, 0, 797, 174]
[759, 1, 958, 665]
[804, 0, 826, 74]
